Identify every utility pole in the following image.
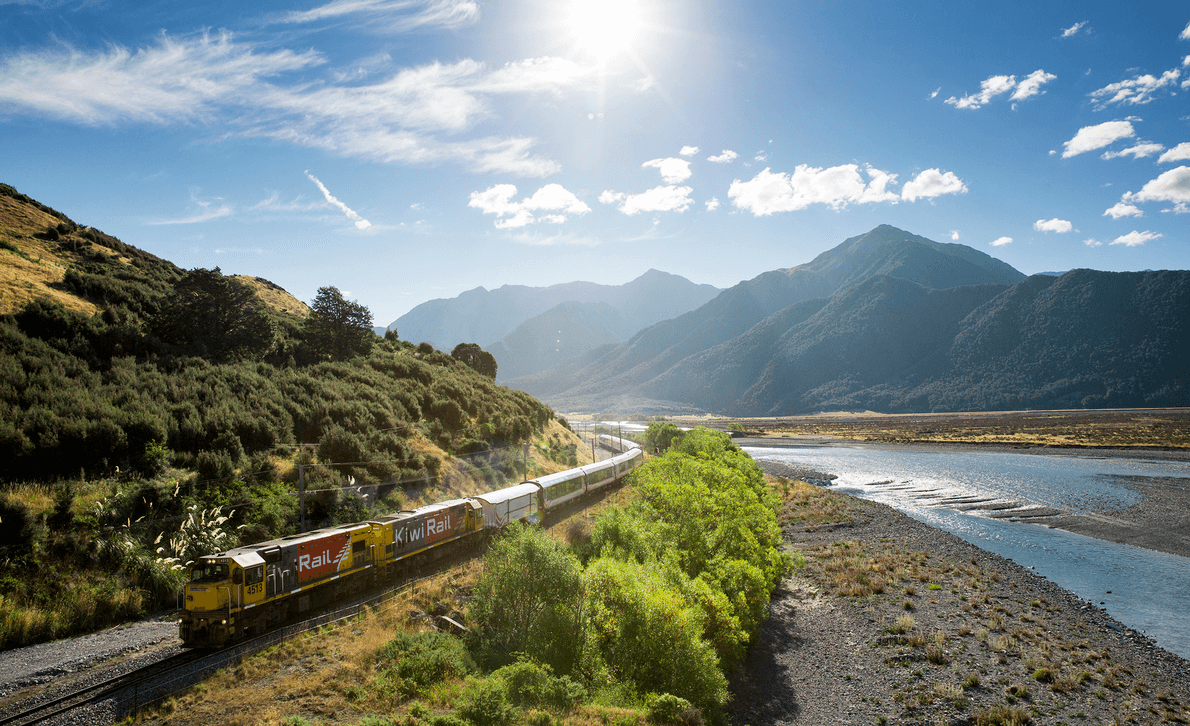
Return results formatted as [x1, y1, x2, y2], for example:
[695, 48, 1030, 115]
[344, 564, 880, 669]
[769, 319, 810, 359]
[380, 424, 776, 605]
[298, 465, 306, 533]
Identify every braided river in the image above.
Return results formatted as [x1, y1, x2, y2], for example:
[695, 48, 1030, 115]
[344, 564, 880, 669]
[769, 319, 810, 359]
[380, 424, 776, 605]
[745, 444, 1190, 661]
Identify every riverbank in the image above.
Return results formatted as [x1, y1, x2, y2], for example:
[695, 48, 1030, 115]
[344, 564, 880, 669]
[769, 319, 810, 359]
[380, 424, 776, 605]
[731, 469, 1190, 725]
[743, 437, 1190, 560]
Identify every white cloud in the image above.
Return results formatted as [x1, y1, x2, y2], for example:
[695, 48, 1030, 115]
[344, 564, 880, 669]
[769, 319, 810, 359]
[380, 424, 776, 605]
[1062, 21, 1087, 37]
[599, 185, 694, 215]
[1010, 69, 1057, 101]
[468, 183, 590, 228]
[1033, 218, 1073, 233]
[754, 151, 768, 161]
[945, 74, 1016, 109]
[900, 168, 968, 201]
[680, 145, 699, 156]
[1182, 21, 1190, 40]
[1158, 142, 1190, 163]
[1111, 230, 1162, 247]
[306, 171, 372, 229]
[950, 230, 960, 240]
[275, 0, 480, 31]
[1084, 238, 1103, 247]
[1101, 142, 1164, 160]
[151, 204, 234, 225]
[1089, 68, 1181, 109]
[706, 149, 738, 163]
[642, 157, 692, 184]
[0, 34, 588, 177]
[930, 87, 940, 99]
[991, 236, 1013, 247]
[1104, 202, 1143, 219]
[705, 197, 720, 211]
[1061, 121, 1135, 158]
[1123, 165, 1190, 209]
[727, 164, 907, 216]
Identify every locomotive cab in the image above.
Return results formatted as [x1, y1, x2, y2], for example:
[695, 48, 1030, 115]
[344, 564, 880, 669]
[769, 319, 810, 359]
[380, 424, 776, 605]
[180, 551, 266, 647]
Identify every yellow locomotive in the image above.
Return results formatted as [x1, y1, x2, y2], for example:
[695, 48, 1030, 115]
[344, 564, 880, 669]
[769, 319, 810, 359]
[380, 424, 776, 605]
[180, 440, 642, 648]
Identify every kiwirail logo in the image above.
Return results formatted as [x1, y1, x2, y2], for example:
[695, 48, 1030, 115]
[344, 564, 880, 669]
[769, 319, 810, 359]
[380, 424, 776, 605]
[298, 540, 351, 582]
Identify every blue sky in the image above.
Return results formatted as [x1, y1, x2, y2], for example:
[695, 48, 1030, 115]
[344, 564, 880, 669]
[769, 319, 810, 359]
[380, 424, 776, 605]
[1, 0, 1188, 326]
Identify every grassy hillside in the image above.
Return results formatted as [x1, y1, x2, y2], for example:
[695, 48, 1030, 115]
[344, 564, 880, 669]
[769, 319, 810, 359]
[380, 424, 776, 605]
[0, 183, 582, 649]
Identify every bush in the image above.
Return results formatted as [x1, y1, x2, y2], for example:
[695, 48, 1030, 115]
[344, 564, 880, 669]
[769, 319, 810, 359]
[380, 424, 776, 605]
[375, 631, 475, 698]
[491, 659, 588, 710]
[646, 693, 703, 726]
[467, 524, 584, 674]
[457, 679, 516, 726]
[583, 558, 727, 713]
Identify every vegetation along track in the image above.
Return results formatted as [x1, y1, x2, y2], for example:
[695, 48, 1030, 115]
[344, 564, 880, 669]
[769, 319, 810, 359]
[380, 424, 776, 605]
[2, 442, 633, 725]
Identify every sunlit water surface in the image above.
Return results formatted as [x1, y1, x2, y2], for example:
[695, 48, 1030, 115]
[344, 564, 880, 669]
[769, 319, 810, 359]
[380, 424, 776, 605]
[746, 445, 1190, 661]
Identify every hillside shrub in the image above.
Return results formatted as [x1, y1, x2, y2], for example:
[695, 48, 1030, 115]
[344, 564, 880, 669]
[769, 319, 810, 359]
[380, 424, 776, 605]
[467, 524, 585, 675]
[375, 631, 475, 698]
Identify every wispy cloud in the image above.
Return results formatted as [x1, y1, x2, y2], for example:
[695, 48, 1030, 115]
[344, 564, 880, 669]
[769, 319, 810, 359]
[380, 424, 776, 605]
[945, 70, 1055, 110]
[273, 0, 480, 32]
[151, 205, 234, 225]
[1101, 142, 1164, 160]
[1061, 120, 1136, 158]
[1061, 21, 1087, 38]
[469, 183, 591, 228]
[706, 149, 738, 163]
[0, 34, 590, 176]
[991, 236, 1013, 247]
[1089, 68, 1182, 109]
[306, 171, 372, 229]
[680, 145, 699, 156]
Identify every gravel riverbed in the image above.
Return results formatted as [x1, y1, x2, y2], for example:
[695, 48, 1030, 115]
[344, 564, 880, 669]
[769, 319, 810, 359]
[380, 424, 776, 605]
[730, 460, 1190, 726]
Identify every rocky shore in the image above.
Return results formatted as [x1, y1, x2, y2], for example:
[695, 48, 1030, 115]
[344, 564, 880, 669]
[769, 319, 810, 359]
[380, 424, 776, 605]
[731, 460, 1190, 725]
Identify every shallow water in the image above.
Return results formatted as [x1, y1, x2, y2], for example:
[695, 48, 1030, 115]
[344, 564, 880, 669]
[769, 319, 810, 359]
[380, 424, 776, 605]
[746, 445, 1190, 661]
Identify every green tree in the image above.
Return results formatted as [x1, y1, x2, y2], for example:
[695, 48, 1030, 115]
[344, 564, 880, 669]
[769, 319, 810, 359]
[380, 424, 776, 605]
[643, 421, 683, 453]
[467, 523, 585, 674]
[152, 267, 276, 362]
[302, 286, 375, 361]
[451, 342, 498, 379]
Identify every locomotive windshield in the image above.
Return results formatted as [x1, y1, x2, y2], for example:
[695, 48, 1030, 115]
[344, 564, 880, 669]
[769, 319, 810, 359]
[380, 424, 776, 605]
[190, 563, 230, 583]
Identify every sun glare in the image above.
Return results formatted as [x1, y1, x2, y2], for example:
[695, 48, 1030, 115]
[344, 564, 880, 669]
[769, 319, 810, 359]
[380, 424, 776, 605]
[567, 0, 642, 62]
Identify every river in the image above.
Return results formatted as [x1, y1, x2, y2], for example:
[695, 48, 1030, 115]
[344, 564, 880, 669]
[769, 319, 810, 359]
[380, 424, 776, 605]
[744, 444, 1190, 661]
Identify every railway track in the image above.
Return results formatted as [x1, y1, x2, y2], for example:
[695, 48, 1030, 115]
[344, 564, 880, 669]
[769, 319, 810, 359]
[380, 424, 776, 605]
[1, 442, 633, 725]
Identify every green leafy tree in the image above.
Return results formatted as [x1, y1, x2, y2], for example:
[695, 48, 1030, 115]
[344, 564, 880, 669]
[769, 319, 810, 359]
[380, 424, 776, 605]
[302, 286, 375, 361]
[152, 267, 277, 362]
[467, 523, 585, 674]
[451, 342, 498, 378]
[643, 421, 683, 453]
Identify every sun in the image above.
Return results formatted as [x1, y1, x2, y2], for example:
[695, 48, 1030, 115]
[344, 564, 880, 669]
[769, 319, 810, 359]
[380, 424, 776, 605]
[566, 0, 642, 63]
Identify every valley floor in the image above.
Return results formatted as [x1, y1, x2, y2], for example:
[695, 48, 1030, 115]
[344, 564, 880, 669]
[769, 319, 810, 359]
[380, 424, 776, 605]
[731, 466, 1190, 726]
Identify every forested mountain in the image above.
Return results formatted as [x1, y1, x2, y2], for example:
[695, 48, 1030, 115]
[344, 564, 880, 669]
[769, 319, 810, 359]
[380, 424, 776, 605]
[510, 227, 1188, 414]
[388, 268, 721, 351]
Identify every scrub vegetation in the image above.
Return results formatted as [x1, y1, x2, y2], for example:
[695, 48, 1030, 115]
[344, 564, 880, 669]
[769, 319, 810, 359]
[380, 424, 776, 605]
[136, 428, 791, 726]
[0, 185, 565, 650]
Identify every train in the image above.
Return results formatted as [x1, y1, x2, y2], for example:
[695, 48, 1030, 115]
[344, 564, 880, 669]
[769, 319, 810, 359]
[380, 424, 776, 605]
[179, 436, 644, 648]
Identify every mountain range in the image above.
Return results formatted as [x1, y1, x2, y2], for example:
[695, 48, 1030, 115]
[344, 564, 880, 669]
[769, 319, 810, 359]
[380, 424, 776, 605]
[507, 226, 1189, 415]
[387, 266, 714, 354]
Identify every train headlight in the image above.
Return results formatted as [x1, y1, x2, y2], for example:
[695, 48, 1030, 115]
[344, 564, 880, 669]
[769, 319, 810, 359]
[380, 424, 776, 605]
[221, 619, 227, 625]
